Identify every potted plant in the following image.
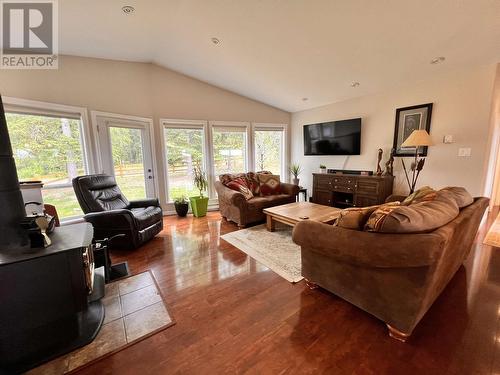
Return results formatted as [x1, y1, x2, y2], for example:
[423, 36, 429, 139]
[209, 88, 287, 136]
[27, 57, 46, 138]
[189, 166, 209, 217]
[319, 164, 327, 174]
[173, 195, 189, 217]
[289, 163, 302, 185]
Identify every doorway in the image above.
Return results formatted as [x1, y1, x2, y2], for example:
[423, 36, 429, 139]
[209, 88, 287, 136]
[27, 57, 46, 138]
[93, 112, 157, 200]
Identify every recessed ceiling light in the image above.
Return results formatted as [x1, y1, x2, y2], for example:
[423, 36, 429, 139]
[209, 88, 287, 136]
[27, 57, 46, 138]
[350, 82, 360, 88]
[211, 37, 221, 45]
[302, 97, 309, 101]
[430, 56, 446, 64]
[122, 5, 135, 14]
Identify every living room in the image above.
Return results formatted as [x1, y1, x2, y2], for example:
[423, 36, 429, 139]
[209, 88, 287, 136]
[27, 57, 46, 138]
[0, 1, 500, 374]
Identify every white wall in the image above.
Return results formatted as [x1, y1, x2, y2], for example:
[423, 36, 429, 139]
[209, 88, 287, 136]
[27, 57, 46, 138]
[291, 64, 497, 197]
[0, 55, 290, 208]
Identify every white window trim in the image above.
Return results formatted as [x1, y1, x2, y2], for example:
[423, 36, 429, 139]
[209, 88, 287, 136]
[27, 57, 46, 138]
[3, 96, 95, 173]
[160, 118, 209, 204]
[209, 121, 251, 197]
[252, 122, 289, 182]
[3, 96, 95, 221]
[91, 111, 159, 202]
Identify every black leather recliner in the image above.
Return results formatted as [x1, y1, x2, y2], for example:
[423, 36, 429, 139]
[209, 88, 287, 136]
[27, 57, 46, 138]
[72, 174, 163, 250]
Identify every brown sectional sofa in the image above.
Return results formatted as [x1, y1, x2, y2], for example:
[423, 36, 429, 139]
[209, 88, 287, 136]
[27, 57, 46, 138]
[292, 194, 489, 341]
[215, 176, 299, 227]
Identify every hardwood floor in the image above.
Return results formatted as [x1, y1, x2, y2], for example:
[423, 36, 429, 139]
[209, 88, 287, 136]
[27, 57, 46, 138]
[76, 209, 500, 375]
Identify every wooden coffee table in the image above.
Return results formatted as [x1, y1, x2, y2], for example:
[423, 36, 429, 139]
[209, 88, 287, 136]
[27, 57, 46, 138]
[263, 202, 341, 232]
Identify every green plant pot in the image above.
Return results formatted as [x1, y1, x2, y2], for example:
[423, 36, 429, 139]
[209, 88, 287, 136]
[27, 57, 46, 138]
[189, 196, 209, 217]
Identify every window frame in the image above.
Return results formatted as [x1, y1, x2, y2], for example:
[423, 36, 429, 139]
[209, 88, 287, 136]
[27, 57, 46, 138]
[3, 96, 94, 223]
[209, 121, 251, 198]
[160, 119, 209, 203]
[252, 122, 288, 181]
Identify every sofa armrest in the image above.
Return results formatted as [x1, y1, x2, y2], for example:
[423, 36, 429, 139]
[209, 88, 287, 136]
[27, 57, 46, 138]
[214, 181, 247, 207]
[292, 220, 446, 268]
[281, 182, 300, 196]
[385, 194, 407, 203]
[84, 209, 135, 229]
[129, 198, 160, 208]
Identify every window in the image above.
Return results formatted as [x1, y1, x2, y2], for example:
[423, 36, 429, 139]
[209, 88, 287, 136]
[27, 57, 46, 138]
[254, 128, 285, 176]
[161, 119, 287, 206]
[6, 111, 89, 219]
[163, 123, 205, 201]
[212, 125, 248, 178]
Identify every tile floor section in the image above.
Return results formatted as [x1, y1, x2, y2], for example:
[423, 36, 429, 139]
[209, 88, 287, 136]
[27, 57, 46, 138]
[29, 271, 173, 374]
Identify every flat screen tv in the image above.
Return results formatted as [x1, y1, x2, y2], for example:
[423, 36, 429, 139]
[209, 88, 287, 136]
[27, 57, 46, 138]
[303, 118, 361, 155]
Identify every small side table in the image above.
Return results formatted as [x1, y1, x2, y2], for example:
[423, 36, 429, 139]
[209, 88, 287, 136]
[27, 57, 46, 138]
[297, 187, 308, 202]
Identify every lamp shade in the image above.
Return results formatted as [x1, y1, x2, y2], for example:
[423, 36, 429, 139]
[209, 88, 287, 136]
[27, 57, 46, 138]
[401, 130, 434, 147]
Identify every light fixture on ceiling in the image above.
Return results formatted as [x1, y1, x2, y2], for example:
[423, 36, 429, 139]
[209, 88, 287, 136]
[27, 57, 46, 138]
[122, 5, 135, 14]
[211, 37, 221, 45]
[430, 56, 446, 65]
[302, 97, 309, 101]
[350, 82, 360, 88]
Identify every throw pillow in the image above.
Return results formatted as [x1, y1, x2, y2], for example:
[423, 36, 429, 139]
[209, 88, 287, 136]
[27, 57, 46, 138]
[225, 177, 254, 200]
[335, 202, 400, 230]
[440, 186, 473, 208]
[402, 186, 436, 205]
[258, 174, 281, 196]
[365, 190, 459, 233]
[245, 172, 261, 195]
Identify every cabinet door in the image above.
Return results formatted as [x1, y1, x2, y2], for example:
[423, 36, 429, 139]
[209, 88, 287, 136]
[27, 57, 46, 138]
[354, 195, 379, 207]
[356, 180, 379, 196]
[314, 190, 333, 206]
[315, 175, 333, 190]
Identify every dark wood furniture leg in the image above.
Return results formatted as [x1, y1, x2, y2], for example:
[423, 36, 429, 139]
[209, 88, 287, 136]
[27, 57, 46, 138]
[266, 215, 276, 232]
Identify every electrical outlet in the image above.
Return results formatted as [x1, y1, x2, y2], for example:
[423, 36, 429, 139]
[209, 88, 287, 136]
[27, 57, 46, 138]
[458, 148, 472, 157]
[443, 135, 454, 144]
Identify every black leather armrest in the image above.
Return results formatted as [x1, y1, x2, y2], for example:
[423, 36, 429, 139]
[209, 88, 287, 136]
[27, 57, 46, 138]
[128, 198, 160, 208]
[84, 209, 135, 229]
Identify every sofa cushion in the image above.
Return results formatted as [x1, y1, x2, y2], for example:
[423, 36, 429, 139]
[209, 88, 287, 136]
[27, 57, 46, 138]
[258, 174, 281, 195]
[225, 177, 254, 200]
[131, 206, 163, 230]
[365, 190, 459, 233]
[441, 186, 473, 208]
[335, 201, 400, 230]
[402, 186, 436, 205]
[247, 194, 292, 210]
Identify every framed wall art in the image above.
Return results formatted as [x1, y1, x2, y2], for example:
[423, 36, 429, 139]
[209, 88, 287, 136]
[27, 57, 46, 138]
[392, 103, 433, 157]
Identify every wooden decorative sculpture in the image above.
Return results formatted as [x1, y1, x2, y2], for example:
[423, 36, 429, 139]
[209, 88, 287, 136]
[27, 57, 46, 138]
[383, 148, 395, 176]
[376, 148, 383, 176]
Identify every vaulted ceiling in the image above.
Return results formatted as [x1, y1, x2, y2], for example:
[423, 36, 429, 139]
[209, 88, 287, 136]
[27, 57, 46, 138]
[60, 0, 500, 112]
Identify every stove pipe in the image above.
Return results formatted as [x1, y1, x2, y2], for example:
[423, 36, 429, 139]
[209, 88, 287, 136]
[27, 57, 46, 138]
[0, 95, 29, 251]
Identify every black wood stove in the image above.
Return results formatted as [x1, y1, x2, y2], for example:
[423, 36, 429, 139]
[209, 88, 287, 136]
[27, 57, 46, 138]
[0, 96, 105, 374]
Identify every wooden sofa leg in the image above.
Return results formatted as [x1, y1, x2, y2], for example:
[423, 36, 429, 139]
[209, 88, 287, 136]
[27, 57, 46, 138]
[238, 223, 246, 229]
[304, 279, 319, 290]
[387, 324, 410, 343]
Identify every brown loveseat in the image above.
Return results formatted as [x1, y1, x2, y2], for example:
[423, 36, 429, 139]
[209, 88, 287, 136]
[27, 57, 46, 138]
[215, 173, 299, 227]
[292, 194, 489, 341]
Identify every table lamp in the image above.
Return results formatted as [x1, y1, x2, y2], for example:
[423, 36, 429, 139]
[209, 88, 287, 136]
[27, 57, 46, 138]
[401, 129, 434, 194]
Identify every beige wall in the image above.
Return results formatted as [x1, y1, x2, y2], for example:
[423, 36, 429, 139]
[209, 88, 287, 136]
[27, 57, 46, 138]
[0, 55, 290, 208]
[291, 64, 497, 197]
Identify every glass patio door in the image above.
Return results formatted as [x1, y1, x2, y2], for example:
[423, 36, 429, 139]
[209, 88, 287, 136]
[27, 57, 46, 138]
[96, 117, 156, 200]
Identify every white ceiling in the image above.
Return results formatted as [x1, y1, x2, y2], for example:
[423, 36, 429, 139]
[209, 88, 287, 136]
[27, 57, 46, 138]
[60, 0, 500, 112]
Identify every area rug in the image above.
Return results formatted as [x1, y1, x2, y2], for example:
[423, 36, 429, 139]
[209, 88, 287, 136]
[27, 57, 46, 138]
[29, 271, 175, 374]
[221, 224, 303, 283]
